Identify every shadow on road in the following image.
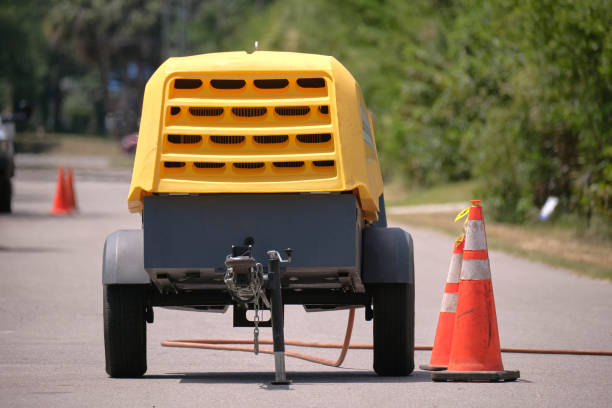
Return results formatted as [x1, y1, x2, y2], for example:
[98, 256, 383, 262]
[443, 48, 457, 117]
[0, 211, 115, 220]
[142, 370, 432, 385]
[0, 245, 62, 253]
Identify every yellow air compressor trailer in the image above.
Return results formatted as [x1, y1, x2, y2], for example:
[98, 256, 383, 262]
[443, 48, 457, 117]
[103, 51, 415, 382]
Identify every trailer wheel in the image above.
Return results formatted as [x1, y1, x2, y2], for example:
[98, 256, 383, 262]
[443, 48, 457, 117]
[371, 282, 415, 376]
[104, 285, 147, 377]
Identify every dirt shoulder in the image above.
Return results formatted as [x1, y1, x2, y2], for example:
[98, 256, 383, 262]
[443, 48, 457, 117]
[389, 211, 612, 281]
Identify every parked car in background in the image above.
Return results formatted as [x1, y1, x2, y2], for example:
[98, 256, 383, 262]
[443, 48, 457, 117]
[0, 115, 15, 212]
[121, 132, 139, 154]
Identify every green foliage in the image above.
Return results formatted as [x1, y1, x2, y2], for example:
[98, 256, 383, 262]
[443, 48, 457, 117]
[224, 0, 611, 225]
[520, 0, 612, 222]
[0, 0, 609, 227]
[187, 0, 260, 54]
[0, 0, 48, 111]
[467, 0, 612, 223]
[45, 0, 163, 133]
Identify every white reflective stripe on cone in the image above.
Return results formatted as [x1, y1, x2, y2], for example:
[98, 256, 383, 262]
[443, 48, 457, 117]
[464, 220, 487, 250]
[440, 293, 458, 313]
[461, 259, 491, 280]
[447, 254, 462, 283]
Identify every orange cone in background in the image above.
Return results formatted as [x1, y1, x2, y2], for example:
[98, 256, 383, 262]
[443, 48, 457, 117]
[420, 236, 464, 371]
[64, 167, 77, 211]
[432, 200, 519, 382]
[50, 167, 72, 215]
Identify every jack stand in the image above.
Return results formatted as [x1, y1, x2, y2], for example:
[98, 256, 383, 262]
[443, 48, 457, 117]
[267, 249, 292, 385]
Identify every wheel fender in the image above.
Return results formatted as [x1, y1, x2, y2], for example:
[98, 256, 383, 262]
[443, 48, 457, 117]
[371, 194, 388, 228]
[362, 227, 414, 284]
[102, 229, 150, 284]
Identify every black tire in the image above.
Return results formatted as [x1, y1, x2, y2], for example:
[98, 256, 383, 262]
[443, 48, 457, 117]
[371, 282, 415, 376]
[103, 285, 147, 377]
[0, 177, 11, 213]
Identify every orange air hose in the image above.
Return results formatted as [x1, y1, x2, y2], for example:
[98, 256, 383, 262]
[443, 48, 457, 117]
[162, 308, 357, 367]
[162, 308, 612, 367]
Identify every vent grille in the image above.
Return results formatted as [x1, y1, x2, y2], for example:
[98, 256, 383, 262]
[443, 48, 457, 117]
[163, 74, 338, 184]
[168, 134, 202, 144]
[174, 79, 202, 89]
[194, 162, 225, 169]
[275, 106, 310, 116]
[254, 79, 289, 89]
[211, 79, 245, 89]
[210, 135, 245, 144]
[254, 135, 288, 144]
[164, 162, 186, 168]
[189, 107, 224, 116]
[232, 107, 267, 117]
[297, 78, 326, 88]
[274, 161, 304, 168]
[313, 160, 335, 167]
[234, 162, 265, 169]
[297, 133, 332, 143]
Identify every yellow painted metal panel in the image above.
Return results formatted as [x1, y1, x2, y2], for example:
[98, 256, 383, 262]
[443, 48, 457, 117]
[128, 51, 383, 221]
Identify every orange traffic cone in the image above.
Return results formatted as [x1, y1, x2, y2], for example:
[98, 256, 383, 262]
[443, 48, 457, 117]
[50, 167, 72, 215]
[420, 236, 464, 371]
[64, 167, 77, 211]
[432, 200, 519, 382]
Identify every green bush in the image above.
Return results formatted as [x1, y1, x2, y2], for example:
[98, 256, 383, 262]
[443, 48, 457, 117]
[470, 0, 612, 223]
[234, 0, 612, 225]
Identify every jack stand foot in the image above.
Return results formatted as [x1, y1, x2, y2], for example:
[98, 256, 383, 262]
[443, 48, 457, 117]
[271, 352, 291, 385]
[267, 250, 291, 385]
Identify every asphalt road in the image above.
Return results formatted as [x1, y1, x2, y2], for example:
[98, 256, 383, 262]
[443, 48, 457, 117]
[1, 164, 611, 407]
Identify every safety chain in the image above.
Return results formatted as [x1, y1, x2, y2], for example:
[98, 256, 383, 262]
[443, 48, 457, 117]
[253, 291, 260, 355]
[252, 262, 264, 355]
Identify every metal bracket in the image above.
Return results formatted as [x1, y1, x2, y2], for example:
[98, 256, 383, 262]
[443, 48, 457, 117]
[232, 304, 271, 327]
[266, 248, 293, 264]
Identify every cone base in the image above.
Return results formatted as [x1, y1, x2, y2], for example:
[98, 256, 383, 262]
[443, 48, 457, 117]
[50, 209, 72, 216]
[432, 369, 520, 382]
[419, 364, 447, 371]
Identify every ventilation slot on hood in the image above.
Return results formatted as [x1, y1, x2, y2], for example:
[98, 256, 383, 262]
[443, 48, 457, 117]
[275, 106, 310, 116]
[254, 79, 289, 89]
[168, 134, 202, 144]
[189, 107, 224, 116]
[297, 133, 331, 143]
[232, 107, 267, 117]
[210, 79, 245, 89]
[297, 78, 325, 88]
[164, 162, 186, 168]
[194, 162, 225, 169]
[210, 135, 245, 144]
[313, 160, 335, 167]
[254, 135, 288, 144]
[273, 161, 304, 168]
[174, 79, 202, 89]
[234, 162, 265, 169]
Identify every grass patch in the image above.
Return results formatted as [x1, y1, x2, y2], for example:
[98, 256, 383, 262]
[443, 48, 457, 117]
[51, 135, 121, 156]
[385, 180, 477, 206]
[17, 132, 122, 156]
[390, 212, 612, 281]
[16, 132, 134, 168]
[110, 155, 135, 169]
